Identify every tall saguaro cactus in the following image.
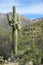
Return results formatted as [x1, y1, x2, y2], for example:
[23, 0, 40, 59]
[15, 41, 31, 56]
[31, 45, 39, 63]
[7, 6, 21, 55]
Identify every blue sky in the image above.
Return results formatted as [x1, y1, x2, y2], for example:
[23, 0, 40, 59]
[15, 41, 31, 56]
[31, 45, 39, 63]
[0, 0, 43, 19]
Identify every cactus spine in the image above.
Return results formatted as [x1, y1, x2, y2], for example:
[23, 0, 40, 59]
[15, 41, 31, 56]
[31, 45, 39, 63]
[7, 6, 21, 55]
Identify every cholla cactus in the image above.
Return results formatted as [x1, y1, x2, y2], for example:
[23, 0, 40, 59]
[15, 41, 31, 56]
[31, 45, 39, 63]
[7, 6, 21, 55]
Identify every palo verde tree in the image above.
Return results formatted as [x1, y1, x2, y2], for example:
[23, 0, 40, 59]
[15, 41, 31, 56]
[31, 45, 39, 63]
[7, 6, 21, 56]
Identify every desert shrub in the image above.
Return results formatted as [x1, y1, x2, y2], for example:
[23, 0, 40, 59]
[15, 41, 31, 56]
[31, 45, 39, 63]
[0, 35, 12, 60]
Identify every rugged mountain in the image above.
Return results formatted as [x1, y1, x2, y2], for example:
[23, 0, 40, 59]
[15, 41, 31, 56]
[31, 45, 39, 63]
[0, 13, 43, 32]
[0, 13, 33, 31]
[18, 15, 32, 26]
[0, 13, 9, 31]
[32, 18, 43, 22]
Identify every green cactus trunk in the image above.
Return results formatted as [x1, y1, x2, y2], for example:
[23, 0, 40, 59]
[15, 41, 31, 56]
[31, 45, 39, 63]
[14, 29, 18, 55]
[13, 6, 18, 55]
[7, 6, 19, 55]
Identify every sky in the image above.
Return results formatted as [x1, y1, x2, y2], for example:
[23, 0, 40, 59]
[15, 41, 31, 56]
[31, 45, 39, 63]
[0, 0, 43, 19]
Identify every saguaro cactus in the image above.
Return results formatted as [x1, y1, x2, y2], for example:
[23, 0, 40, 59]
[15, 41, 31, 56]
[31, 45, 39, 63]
[7, 6, 21, 55]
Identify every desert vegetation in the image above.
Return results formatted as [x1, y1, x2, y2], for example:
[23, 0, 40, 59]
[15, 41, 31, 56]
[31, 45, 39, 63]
[0, 6, 43, 65]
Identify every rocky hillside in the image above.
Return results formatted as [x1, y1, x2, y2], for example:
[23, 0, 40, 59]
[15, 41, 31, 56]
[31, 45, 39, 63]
[0, 13, 43, 32]
[0, 13, 33, 31]
[0, 13, 43, 61]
